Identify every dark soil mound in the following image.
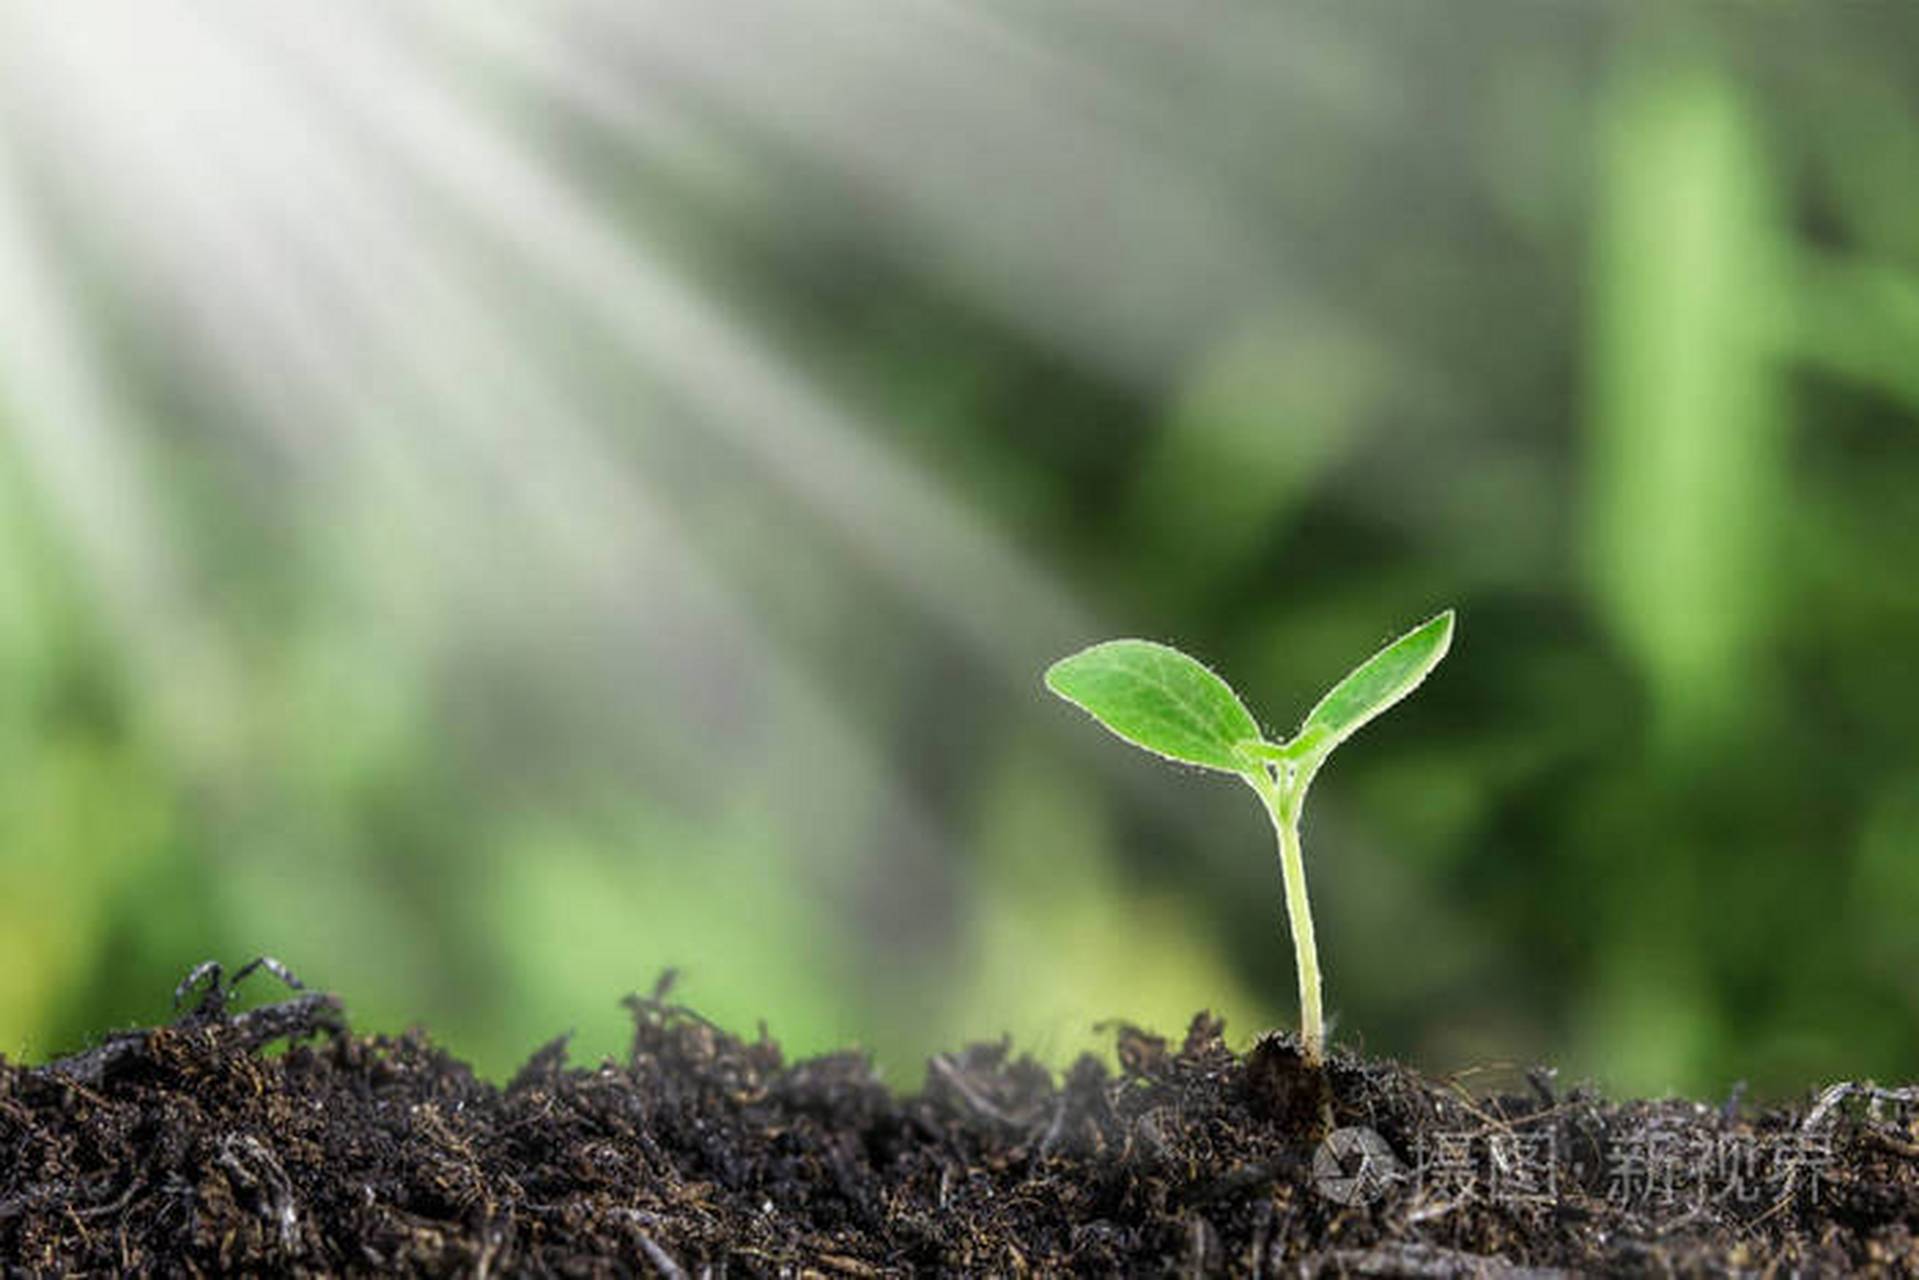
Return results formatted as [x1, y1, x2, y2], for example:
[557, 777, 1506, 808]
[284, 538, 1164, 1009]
[3, 965, 1916, 1275]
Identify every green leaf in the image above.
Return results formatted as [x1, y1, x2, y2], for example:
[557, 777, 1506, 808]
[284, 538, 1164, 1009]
[1046, 640, 1262, 774]
[1298, 610, 1454, 758]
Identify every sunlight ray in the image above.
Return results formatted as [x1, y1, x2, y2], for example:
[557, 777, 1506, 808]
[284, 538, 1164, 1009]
[219, 1, 1089, 672]
[0, 128, 244, 760]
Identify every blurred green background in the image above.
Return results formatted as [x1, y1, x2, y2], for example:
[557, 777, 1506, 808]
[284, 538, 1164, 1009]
[1, 3, 1915, 1100]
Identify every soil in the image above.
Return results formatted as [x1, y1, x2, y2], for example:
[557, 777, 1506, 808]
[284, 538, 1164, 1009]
[3, 964, 1917, 1276]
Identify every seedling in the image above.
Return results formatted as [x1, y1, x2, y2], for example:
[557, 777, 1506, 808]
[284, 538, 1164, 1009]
[1045, 610, 1454, 1065]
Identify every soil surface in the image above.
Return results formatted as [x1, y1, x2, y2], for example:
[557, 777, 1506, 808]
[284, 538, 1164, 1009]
[3, 963, 1917, 1275]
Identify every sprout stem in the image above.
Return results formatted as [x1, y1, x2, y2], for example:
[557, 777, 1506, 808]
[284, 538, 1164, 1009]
[1248, 767, 1323, 1064]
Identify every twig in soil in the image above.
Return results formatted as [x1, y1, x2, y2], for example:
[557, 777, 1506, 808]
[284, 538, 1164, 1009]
[1862, 1128, 1919, 1158]
[175, 955, 306, 1023]
[1038, 1097, 1069, 1157]
[215, 1131, 302, 1253]
[71, 1176, 145, 1221]
[928, 1052, 1018, 1127]
[632, 1230, 685, 1280]
[1310, 1242, 1573, 1278]
[613, 1209, 687, 1279]
[1740, 1079, 1919, 1227]
[30, 959, 343, 1088]
[621, 979, 730, 1039]
[1799, 1080, 1919, 1133]
[1400, 1193, 1469, 1227]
